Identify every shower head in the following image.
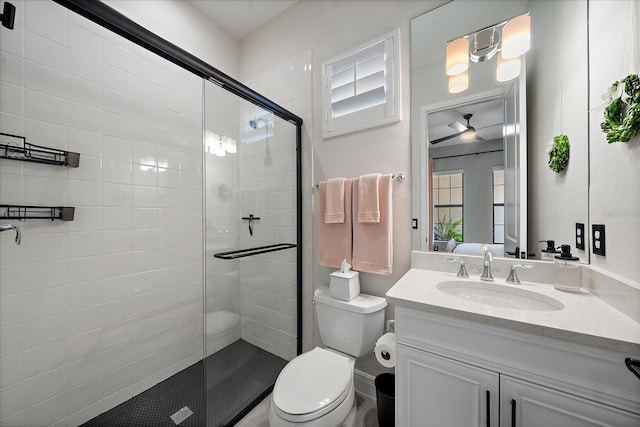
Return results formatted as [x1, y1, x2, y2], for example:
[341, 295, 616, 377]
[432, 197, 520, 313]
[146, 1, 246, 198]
[249, 118, 271, 129]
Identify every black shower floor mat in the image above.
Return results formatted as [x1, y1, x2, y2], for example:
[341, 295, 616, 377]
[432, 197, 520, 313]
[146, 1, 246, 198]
[81, 339, 287, 427]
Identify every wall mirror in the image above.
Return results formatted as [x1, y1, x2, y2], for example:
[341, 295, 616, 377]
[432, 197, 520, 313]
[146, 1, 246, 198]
[411, 0, 589, 263]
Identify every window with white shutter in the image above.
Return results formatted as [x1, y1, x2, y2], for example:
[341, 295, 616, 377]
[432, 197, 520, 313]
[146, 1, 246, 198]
[322, 29, 401, 138]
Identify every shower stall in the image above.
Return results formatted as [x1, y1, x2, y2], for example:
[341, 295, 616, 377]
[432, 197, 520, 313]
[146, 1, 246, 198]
[0, 1, 301, 426]
[202, 82, 300, 425]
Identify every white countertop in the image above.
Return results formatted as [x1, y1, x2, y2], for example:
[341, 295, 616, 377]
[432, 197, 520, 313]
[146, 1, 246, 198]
[386, 268, 640, 354]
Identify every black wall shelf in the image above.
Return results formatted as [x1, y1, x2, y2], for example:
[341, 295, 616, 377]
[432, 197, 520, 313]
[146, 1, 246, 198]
[214, 243, 296, 260]
[1, 133, 80, 167]
[0, 205, 75, 221]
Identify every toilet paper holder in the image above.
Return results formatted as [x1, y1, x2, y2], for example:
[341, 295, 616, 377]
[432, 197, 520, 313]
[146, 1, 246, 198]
[385, 319, 395, 333]
[380, 320, 395, 361]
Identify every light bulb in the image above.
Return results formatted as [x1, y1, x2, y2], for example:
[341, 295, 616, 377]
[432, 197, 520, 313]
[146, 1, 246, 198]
[222, 136, 236, 154]
[226, 138, 237, 154]
[445, 38, 469, 76]
[448, 71, 469, 94]
[461, 127, 476, 141]
[496, 53, 521, 82]
[502, 14, 530, 59]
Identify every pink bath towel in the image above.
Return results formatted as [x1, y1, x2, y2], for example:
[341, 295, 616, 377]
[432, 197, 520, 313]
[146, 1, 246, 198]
[357, 173, 380, 223]
[318, 179, 353, 268]
[352, 174, 393, 275]
[324, 177, 346, 224]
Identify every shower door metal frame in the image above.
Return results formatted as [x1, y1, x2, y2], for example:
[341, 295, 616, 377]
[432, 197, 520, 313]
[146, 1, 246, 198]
[53, 0, 304, 423]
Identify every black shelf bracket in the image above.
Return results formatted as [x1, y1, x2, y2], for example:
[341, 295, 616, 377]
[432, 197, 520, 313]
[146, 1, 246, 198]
[214, 243, 296, 260]
[0, 205, 75, 221]
[1, 133, 80, 167]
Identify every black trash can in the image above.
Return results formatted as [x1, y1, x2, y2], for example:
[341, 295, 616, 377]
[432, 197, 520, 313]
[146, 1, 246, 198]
[375, 373, 395, 427]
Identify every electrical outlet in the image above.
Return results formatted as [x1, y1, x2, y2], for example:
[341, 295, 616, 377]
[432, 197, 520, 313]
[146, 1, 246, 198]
[575, 223, 585, 250]
[592, 224, 606, 256]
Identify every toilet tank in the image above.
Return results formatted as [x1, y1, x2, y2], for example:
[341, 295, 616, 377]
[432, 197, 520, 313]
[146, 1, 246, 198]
[313, 285, 387, 358]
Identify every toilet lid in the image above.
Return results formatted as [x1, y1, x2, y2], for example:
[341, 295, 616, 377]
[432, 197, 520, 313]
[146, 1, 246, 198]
[273, 347, 352, 418]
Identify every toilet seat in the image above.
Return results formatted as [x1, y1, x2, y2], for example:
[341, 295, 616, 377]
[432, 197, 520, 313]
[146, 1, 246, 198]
[272, 347, 353, 422]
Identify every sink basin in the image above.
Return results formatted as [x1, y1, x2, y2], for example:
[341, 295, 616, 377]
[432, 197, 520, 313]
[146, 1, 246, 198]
[437, 281, 565, 311]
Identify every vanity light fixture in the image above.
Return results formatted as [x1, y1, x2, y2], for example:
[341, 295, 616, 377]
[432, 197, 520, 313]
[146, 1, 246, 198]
[448, 70, 469, 94]
[222, 136, 237, 154]
[445, 37, 469, 76]
[501, 14, 531, 59]
[445, 13, 530, 93]
[496, 53, 521, 82]
[206, 131, 237, 157]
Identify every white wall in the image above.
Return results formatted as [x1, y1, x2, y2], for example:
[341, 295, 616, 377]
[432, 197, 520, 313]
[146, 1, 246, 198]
[103, 0, 239, 78]
[588, 0, 640, 283]
[527, 0, 589, 262]
[0, 2, 203, 425]
[235, 114, 298, 361]
[239, 1, 446, 368]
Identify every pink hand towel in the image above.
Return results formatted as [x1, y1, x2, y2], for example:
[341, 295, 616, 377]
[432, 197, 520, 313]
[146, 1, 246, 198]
[357, 173, 380, 223]
[318, 179, 353, 268]
[352, 174, 393, 275]
[324, 178, 346, 224]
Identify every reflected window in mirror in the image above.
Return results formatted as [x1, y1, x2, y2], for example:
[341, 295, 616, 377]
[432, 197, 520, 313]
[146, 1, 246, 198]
[432, 171, 464, 251]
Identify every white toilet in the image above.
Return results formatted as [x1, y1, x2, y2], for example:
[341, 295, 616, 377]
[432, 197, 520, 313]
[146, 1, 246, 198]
[269, 285, 387, 427]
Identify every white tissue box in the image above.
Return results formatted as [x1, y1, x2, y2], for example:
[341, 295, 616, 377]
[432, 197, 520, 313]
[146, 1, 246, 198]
[329, 270, 360, 301]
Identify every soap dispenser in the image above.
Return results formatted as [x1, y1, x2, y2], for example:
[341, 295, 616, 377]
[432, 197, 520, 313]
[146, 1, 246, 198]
[553, 244, 582, 292]
[540, 240, 561, 261]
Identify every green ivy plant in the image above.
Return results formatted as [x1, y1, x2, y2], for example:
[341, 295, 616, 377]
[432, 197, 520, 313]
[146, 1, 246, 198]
[434, 214, 463, 242]
[601, 74, 640, 143]
[547, 134, 570, 173]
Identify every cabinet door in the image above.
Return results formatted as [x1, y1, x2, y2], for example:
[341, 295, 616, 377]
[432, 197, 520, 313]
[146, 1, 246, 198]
[501, 375, 640, 427]
[397, 344, 499, 427]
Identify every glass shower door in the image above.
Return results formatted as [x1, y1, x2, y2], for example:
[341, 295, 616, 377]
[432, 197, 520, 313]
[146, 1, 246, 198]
[203, 80, 298, 426]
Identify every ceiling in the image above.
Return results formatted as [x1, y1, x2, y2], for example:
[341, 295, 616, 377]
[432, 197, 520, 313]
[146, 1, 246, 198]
[189, 0, 298, 40]
[428, 99, 504, 148]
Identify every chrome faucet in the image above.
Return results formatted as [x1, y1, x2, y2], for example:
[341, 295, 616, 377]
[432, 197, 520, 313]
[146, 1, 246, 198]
[447, 258, 469, 278]
[480, 244, 493, 281]
[506, 264, 533, 285]
[0, 223, 21, 245]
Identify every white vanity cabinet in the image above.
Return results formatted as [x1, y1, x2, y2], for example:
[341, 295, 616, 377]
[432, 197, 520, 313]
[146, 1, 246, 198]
[395, 306, 640, 427]
[501, 376, 640, 427]
[397, 345, 499, 426]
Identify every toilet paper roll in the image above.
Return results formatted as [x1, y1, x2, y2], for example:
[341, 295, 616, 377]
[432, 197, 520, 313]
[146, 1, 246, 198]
[374, 332, 396, 368]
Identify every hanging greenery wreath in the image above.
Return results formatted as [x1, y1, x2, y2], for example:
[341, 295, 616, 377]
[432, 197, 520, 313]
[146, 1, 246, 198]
[547, 134, 570, 173]
[601, 74, 640, 143]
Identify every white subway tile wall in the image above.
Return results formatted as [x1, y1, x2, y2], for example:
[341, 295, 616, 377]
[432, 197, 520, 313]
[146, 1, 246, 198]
[203, 75, 301, 362]
[243, 52, 313, 353]
[0, 1, 203, 426]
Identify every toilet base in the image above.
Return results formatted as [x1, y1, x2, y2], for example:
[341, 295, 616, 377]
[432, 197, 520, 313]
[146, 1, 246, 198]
[342, 399, 357, 427]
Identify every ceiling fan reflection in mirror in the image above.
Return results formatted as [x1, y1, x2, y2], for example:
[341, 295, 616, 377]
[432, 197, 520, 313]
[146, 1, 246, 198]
[430, 113, 485, 144]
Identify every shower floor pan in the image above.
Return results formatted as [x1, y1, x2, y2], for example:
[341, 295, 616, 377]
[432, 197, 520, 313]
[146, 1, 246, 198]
[81, 339, 287, 427]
